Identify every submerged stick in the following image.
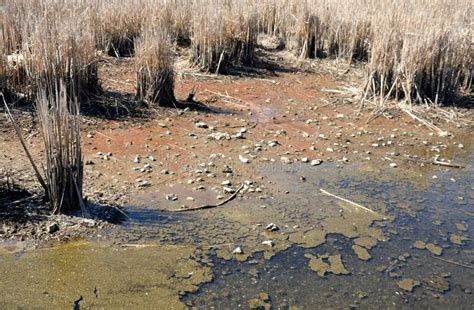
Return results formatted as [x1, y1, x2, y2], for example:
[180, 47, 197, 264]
[433, 256, 474, 269]
[320, 188, 380, 215]
[432, 159, 464, 169]
[168, 184, 244, 212]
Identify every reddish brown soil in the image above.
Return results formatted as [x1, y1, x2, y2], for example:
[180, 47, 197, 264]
[1, 51, 472, 244]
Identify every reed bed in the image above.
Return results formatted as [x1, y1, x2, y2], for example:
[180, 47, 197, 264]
[0, 0, 471, 104]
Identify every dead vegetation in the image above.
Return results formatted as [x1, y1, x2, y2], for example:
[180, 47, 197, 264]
[0, 0, 472, 214]
[135, 28, 176, 106]
[0, 0, 471, 105]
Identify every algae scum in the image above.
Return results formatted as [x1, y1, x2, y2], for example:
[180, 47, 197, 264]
[1, 150, 473, 308]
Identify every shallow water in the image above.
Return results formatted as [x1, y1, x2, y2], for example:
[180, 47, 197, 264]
[1, 141, 472, 308]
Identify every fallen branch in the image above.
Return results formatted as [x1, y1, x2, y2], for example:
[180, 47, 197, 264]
[168, 184, 244, 212]
[320, 188, 381, 216]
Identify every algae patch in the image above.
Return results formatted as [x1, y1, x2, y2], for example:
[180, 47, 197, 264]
[413, 240, 443, 256]
[397, 278, 421, 292]
[352, 245, 372, 261]
[305, 253, 349, 277]
[0, 240, 212, 309]
[449, 234, 469, 245]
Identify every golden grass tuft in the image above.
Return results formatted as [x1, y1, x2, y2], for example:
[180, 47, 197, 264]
[135, 28, 176, 106]
[36, 81, 84, 214]
[190, 1, 258, 73]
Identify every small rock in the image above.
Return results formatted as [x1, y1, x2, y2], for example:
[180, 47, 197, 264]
[280, 156, 291, 164]
[239, 155, 250, 164]
[232, 247, 243, 254]
[389, 162, 398, 168]
[166, 194, 178, 201]
[266, 223, 279, 231]
[310, 159, 322, 166]
[195, 122, 208, 128]
[262, 240, 274, 247]
[47, 223, 59, 234]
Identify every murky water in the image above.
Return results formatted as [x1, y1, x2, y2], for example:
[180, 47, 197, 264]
[1, 143, 472, 308]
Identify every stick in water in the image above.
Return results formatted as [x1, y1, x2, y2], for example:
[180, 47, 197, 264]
[169, 184, 244, 212]
[320, 188, 380, 215]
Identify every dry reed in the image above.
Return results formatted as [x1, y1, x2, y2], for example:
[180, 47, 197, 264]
[135, 28, 176, 106]
[0, 0, 471, 104]
[36, 81, 84, 214]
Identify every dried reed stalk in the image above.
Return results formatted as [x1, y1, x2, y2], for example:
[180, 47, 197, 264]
[35, 81, 84, 214]
[135, 28, 176, 106]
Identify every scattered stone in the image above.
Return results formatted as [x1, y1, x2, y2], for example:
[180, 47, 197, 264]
[208, 132, 231, 140]
[310, 159, 322, 166]
[166, 194, 178, 201]
[301, 157, 309, 163]
[262, 240, 274, 247]
[389, 162, 398, 168]
[397, 278, 421, 292]
[232, 247, 243, 254]
[456, 223, 468, 231]
[239, 155, 250, 164]
[280, 156, 291, 164]
[221, 180, 231, 186]
[133, 155, 140, 163]
[47, 223, 59, 234]
[266, 223, 279, 231]
[195, 122, 208, 128]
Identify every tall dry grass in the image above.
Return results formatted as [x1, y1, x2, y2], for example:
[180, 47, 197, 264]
[0, 0, 472, 104]
[190, 0, 258, 73]
[135, 28, 176, 106]
[36, 81, 84, 214]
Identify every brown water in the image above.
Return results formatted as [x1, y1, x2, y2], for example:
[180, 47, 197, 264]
[0, 141, 472, 309]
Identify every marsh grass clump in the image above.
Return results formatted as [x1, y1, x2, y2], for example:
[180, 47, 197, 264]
[135, 29, 176, 106]
[191, 2, 258, 73]
[35, 81, 84, 214]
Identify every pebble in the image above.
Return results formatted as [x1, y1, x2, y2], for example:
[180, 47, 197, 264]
[239, 155, 250, 163]
[266, 223, 279, 231]
[166, 194, 178, 201]
[232, 247, 243, 254]
[310, 159, 322, 166]
[47, 223, 59, 234]
[262, 240, 274, 247]
[389, 163, 398, 168]
[133, 155, 140, 163]
[280, 156, 291, 164]
[195, 122, 208, 128]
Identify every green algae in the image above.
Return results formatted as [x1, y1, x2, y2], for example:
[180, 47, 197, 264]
[305, 253, 349, 277]
[397, 278, 421, 292]
[0, 240, 212, 309]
